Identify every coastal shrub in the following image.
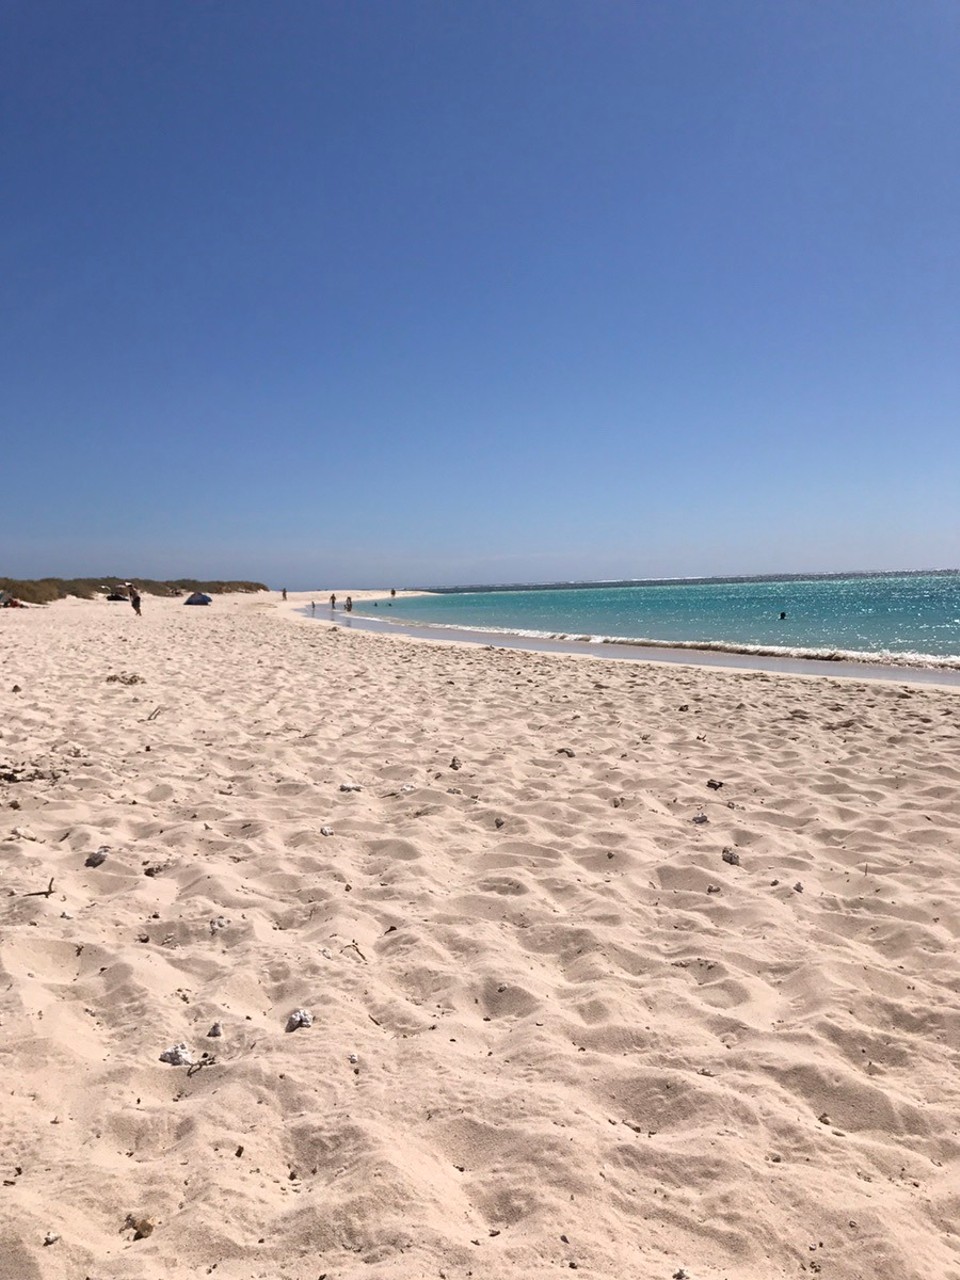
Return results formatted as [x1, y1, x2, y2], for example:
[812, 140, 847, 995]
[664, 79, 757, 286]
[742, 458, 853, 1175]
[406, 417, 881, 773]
[0, 577, 268, 604]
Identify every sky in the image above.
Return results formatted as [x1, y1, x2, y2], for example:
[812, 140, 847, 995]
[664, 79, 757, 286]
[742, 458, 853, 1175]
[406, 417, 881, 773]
[3, 1, 958, 588]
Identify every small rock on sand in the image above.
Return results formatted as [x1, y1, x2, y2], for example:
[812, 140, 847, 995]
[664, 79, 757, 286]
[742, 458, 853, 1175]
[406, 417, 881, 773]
[125, 1213, 155, 1239]
[159, 1043, 193, 1066]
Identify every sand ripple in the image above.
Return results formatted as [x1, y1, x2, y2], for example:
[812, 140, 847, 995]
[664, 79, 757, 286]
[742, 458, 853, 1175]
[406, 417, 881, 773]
[2, 594, 959, 1278]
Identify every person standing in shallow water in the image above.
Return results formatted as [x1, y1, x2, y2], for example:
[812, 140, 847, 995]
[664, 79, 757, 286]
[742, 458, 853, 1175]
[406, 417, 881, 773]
[345, 596, 353, 612]
[329, 594, 336, 609]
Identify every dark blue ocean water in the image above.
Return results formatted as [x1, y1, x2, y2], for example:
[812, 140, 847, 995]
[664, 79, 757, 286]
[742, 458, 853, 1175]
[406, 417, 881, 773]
[355, 574, 960, 669]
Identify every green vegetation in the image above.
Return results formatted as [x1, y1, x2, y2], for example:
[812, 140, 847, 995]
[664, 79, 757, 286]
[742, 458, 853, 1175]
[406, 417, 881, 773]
[0, 578, 268, 605]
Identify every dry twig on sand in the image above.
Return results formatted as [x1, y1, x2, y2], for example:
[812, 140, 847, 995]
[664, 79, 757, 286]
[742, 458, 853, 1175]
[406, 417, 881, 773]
[20, 877, 55, 899]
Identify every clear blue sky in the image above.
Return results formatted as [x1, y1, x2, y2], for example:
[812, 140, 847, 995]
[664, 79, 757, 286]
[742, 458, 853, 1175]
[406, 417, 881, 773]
[3, 1, 957, 587]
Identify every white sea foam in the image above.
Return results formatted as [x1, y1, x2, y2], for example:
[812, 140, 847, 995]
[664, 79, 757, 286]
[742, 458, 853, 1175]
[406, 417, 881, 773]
[349, 614, 960, 671]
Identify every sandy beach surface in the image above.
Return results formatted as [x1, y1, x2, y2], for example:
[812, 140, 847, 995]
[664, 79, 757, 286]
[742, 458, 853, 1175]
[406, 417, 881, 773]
[2, 590, 959, 1280]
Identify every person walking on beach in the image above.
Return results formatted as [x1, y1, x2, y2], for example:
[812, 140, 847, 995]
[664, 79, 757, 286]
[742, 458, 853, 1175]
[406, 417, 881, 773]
[282, 588, 287, 601]
[329, 593, 336, 609]
[129, 583, 142, 617]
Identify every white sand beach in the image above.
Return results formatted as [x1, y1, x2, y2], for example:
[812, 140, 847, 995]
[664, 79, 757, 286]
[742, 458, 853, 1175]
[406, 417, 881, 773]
[2, 590, 959, 1279]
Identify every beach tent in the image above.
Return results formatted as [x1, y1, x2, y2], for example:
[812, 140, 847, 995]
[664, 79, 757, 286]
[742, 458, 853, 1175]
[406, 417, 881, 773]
[184, 592, 213, 605]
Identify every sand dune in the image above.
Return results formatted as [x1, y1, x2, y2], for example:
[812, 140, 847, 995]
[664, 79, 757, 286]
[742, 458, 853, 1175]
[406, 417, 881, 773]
[2, 591, 959, 1279]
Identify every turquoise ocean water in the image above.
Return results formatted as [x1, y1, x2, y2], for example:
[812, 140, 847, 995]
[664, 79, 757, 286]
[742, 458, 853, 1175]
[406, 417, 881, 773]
[355, 573, 960, 670]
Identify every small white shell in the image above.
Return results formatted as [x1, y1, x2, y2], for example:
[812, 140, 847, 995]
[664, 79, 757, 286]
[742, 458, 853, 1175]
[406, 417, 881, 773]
[159, 1042, 193, 1066]
[286, 1009, 313, 1032]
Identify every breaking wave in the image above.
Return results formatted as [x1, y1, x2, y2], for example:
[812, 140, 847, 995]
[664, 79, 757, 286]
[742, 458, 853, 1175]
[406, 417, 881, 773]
[355, 615, 960, 672]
